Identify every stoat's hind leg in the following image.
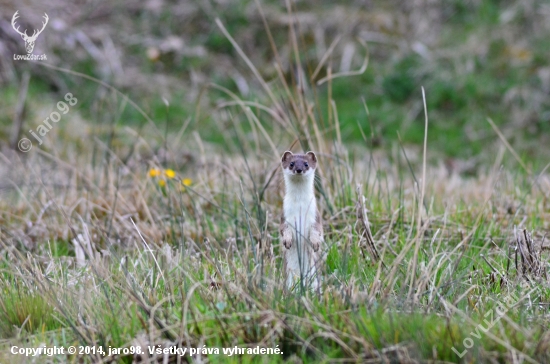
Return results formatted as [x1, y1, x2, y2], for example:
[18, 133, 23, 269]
[309, 211, 323, 252]
[306, 211, 324, 291]
[283, 248, 298, 291]
[307, 249, 323, 292]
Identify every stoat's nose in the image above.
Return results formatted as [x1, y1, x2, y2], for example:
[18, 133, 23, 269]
[296, 168, 303, 174]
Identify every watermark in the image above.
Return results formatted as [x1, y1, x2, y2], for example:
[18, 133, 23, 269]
[10, 344, 283, 357]
[18, 93, 78, 152]
[11, 10, 48, 60]
[451, 287, 540, 358]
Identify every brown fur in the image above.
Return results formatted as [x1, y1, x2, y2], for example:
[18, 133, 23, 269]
[281, 151, 317, 173]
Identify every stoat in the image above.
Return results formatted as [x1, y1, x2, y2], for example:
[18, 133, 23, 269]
[279, 151, 323, 290]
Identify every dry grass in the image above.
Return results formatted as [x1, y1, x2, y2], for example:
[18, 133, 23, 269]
[0, 95, 549, 362]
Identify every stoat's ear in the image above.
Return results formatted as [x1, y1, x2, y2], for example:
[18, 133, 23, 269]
[281, 151, 293, 163]
[306, 151, 317, 163]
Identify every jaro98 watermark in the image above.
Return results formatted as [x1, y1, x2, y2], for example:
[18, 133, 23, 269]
[18, 93, 78, 152]
[451, 287, 540, 358]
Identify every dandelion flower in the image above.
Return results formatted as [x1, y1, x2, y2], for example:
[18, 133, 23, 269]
[158, 179, 166, 187]
[165, 169, 176, 179]
[180, 178, 192, 192]
[148, 168, 161, 177]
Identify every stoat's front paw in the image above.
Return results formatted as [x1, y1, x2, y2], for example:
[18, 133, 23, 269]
[283, 238, 292, 249]
[312, 241, 320, 252]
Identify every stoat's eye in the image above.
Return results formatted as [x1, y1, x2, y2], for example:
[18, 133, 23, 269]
[290, 162, 294, 168]
[304, 162, 309, 168]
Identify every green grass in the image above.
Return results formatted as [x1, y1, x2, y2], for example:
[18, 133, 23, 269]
[0, 281, 62, 338]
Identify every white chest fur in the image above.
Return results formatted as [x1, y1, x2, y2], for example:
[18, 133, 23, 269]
[283, 172, 317, 242]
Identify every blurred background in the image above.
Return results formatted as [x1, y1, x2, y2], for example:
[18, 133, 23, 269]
[0, 0, 549, 171]
[2, 3, 550, 361]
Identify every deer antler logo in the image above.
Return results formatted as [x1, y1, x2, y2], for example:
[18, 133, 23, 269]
[11, 11, 49, 54]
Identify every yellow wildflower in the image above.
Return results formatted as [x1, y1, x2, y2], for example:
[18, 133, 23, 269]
[180, 178, 192, 192]
[158, 179, 166, 187]
[165, 169, 176, 179]
[148, 168, 161, 177]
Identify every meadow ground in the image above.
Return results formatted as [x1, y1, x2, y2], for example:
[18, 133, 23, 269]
[0, 1, 549, 363]
[1, 117, 549, 363]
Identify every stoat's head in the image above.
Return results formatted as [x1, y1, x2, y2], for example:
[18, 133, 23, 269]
[281, 151, 317, 180]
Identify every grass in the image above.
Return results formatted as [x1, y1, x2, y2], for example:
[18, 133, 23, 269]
[1, 161, 549, 363]
[1, 91, 549, 363]
[1, 0, 550, 363]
